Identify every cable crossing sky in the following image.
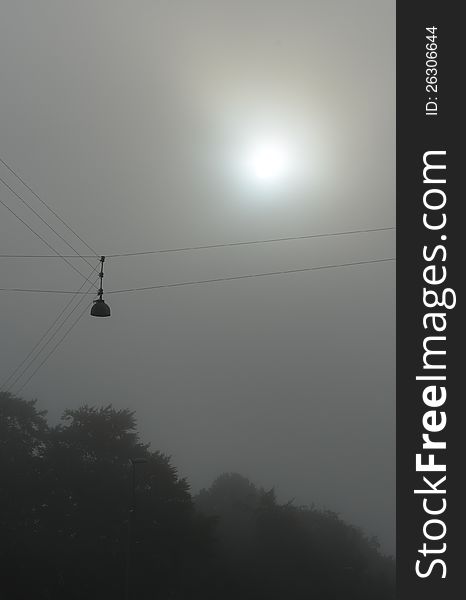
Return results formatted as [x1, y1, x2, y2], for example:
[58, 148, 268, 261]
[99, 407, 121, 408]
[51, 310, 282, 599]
[0, 157, 396, 393]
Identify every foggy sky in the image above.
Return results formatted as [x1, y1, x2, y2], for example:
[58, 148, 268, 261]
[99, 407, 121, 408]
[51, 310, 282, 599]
[0, 1, 395, 553]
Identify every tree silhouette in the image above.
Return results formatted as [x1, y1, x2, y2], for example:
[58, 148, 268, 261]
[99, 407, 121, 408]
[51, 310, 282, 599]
[0, 393, 51, 598]
[1, 394, 394, 599]
[0, 395, 213, 599]
[195, 472, 395, 600]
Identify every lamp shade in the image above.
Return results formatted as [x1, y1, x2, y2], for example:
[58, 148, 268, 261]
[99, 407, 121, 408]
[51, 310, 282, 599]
[90, 299, 111, 317]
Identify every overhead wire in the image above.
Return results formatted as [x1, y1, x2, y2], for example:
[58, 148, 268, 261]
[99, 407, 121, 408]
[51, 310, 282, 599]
[2, 257, 395, 392]
[105, 226, 396, 257]
[0, 264, 100, 392]
[0, 225, 395, 258]
[14, 298, 95, 394]
[0, 159, 396, 393]
[0, 195, 98, 288]
[105, 257, 396, 294]
[0, 257, 396, 296]
[0, 157, 99, 257]
[10, 277, 100, 394]
[0, 174, 98, 273]
[1, 257, 395, 391]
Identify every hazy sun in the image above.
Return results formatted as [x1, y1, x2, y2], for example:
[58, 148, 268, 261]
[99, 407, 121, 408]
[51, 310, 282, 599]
[246, 141, 292, 184]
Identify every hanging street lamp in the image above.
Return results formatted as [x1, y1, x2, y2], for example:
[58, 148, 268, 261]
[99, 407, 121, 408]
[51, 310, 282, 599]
[90, 256, 111, 317]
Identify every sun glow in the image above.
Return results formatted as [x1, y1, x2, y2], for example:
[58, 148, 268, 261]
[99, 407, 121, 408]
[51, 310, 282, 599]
[247, 142, 291, 183]
[226, 117, 331, 201]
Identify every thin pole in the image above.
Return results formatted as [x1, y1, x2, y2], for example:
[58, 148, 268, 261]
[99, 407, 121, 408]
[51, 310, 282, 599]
[124, 462, 136, 600]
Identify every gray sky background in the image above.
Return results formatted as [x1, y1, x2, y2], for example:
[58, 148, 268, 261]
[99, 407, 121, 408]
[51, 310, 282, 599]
[0, 0, 395, 553]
